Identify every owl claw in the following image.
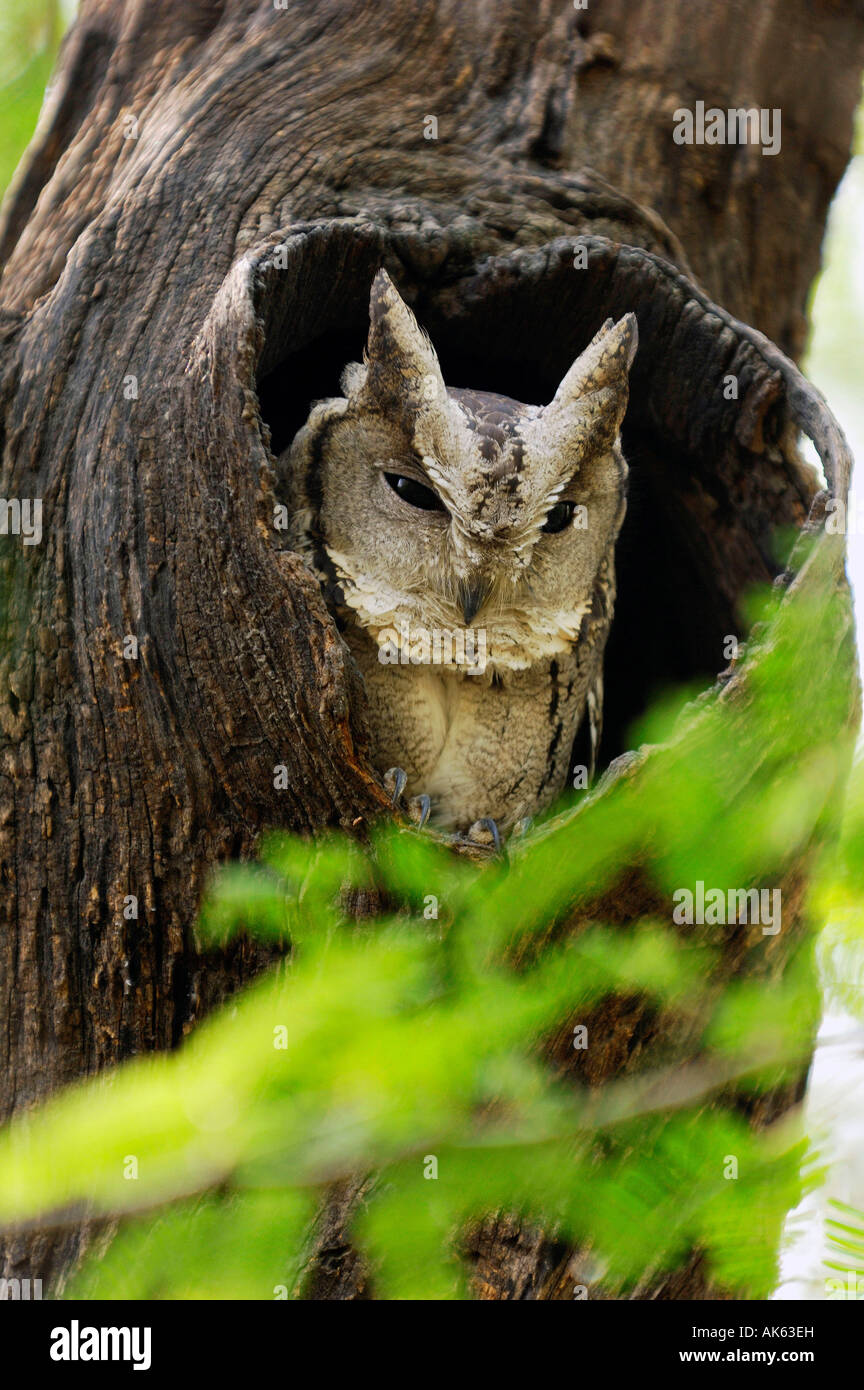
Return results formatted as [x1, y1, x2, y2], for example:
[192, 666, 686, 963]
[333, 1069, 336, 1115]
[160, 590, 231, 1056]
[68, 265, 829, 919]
[467, 817, 502, 855]
[408, 794, 432, 828]
[383, 767, 408, 806]
[383, 770, 434, 831]
[512, 816, 534, 838]
[381, 769, 499, 855]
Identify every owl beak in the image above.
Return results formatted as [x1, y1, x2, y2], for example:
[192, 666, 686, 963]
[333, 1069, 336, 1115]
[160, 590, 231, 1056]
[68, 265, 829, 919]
[460, 580, 491, 626]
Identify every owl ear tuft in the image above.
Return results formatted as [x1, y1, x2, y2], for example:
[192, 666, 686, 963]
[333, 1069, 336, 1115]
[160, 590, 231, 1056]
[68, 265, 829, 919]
[361, 268, 446, 408]
[340, 361, 367, 396]
[549, 313, 639, 414]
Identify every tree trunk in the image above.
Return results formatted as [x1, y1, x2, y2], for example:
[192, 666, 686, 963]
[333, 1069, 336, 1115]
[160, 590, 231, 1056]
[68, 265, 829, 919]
[0, 0, 861, 1296]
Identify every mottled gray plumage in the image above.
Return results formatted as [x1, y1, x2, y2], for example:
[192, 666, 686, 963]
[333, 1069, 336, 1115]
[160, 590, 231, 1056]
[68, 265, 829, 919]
[283, 269, 636, 831]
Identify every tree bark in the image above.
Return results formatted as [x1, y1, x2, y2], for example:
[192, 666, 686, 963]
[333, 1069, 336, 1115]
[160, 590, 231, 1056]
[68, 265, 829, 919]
[0, 0, 861, 1295]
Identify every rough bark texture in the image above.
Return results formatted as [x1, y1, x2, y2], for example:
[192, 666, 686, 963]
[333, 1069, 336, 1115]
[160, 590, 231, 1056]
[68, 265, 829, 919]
[0, 0, 861, 1296]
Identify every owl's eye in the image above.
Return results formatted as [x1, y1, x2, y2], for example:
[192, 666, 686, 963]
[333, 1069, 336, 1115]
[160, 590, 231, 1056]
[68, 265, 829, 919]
[542, 500, 575, 534]
[385, 472, 445, 511]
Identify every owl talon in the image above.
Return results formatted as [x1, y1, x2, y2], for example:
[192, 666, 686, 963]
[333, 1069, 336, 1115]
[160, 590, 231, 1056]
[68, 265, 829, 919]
[384, 766, 409, 806]
[408, 794, 432, 828]
[467, 817, 502, 855]
[512, 816, 534, 838]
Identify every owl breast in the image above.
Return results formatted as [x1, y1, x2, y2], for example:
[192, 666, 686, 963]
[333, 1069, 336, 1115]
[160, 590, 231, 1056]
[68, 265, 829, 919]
[343, 624, 587, 829]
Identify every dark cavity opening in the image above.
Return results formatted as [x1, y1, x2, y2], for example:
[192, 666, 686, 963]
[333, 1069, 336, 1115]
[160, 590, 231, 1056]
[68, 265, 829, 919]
[254, 234, 806, 783]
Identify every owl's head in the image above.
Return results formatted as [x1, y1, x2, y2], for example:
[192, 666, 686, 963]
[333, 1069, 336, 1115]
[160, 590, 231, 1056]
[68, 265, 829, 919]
[291, 269, 637, 670]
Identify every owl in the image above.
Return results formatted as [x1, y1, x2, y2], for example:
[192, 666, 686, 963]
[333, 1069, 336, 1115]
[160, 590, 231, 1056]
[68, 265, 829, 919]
[283, 269, 636, 838]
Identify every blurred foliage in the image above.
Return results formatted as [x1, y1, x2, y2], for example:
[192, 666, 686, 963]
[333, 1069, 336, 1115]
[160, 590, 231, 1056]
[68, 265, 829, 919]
[825, 1201, 864, 1299]
[0, 554, 857, 1300]
[0, 0, 67, 202]
[815, 752, 864, 1023]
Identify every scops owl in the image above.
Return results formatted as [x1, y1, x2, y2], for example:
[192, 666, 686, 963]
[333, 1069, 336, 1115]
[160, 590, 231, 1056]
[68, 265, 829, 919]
[283, 269, 637, 835]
